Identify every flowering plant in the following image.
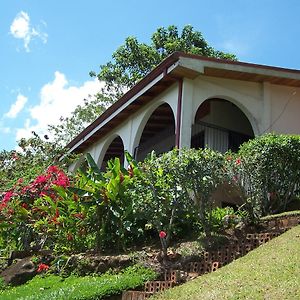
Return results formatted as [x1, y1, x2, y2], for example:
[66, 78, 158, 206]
[36, 263, 50, 273]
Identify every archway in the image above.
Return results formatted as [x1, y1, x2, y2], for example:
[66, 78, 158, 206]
[191, 98, 254, 152]
[135, 103, 175, 161]
[100, 136, 124, 170]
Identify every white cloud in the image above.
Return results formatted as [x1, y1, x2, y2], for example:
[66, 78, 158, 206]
[5, 93, 28, 118]
[10, 11, 47, 52]
[16, 72, 104, 141]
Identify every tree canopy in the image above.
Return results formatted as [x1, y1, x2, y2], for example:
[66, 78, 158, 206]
[91, 25, 236, 100]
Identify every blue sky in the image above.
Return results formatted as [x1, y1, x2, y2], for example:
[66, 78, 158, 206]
[1, 0, 300, 151]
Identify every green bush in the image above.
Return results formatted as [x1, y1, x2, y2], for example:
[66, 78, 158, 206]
[0, 265, 157, 300]
[226, 133, 300, 219]
[129, 148, 225, 240]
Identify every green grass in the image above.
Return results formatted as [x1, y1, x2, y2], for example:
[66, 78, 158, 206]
[154, 225, 300, 300]
[260, 210, 300, 220]
[0, 265, 157, 300]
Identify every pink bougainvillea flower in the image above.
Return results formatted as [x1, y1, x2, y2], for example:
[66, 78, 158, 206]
[0, 202, 7, 211]
[159, 231, 167, 239]
[3, 191, 14, 203]
[47, 165, 60, 173]
[17, 178, 24, 184]
[37, 263, 49, 273]
[34, 175, 48, 184]
[53, 172, 70, 188]
[39, 191, 48, 197]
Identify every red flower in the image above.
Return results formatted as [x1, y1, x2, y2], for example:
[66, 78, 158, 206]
[3, 191, 14, 203]
[67, 233, 73, 241]
[226, 156, 232, 161]
[17, 178, 24, 184]
[39, 191, 48, 197]
[21, 203, 28, 209]
[236, 158, 241, 165]
[159, 231, 167, 239]
[128, 165, 134, 178]
[73, 213, 85, 220]
[47, 165, 59, 173]
[49, 216, 60, 225]
[53, 172, 70, 188]
[119, 172, 124, 183]
[37, 263, 49, 273]
[34, 175, 48, 184]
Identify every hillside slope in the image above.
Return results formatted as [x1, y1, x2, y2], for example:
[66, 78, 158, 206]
[154, 225, 300, 300]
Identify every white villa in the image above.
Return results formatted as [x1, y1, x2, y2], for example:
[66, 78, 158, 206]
[66, 52, 300, 171]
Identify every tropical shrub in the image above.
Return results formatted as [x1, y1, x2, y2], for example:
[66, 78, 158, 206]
[179, 148, 225, 236]
[129, 148, 225, 241]
[128, 150, 195, 246]
[226, 134, 300, 219]
[70, 152, 140, 252]
[0, 165, 74, 251]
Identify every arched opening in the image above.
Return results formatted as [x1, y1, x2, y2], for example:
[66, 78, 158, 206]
[100, 136, 124, 170]
[135, 103, 175, 161]
[191, 98, 254, 152]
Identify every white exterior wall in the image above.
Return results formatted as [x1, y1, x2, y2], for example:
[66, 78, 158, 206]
[192, 76, 263, 134]
[70, 84, 179, 169]
[69, 73, 300, 171]
[269, 85, 300, 134]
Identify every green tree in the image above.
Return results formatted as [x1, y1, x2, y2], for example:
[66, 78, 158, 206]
[48, 94, 110, 146]
[91, 25, 236, 100]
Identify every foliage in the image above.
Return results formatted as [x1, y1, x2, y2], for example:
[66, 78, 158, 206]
[91, 25, 236, 101]
[2, 133, 300, 256]
[69, 152, 140, 251]
[48, 95, 111, 146]
[128, 149, 195, 246]
[0, 277, 7, 291]
[153, 225, 300, 300]
[178, 148, 225, 236]
[0, 134, 68, 192]
[129, 148, 225, 241]
[210, 207, 235, 232]
[0, 265, 157, 300]
[0, 165, 80, 252]
[226, 134, 300, 219]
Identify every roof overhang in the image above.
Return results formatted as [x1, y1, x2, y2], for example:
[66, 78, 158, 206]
[66, 52, 300, 154]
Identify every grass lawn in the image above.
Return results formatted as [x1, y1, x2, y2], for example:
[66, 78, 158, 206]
[154, 225, 300, 300]
[0, 265, 156, 300]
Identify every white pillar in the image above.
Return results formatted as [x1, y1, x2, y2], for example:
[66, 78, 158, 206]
[179, 78, 194, 148]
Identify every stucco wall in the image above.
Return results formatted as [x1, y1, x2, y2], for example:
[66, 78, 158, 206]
[192, 75, 263, 135]
[69, 73, 300, 171]
[269, 85, 300, 134]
